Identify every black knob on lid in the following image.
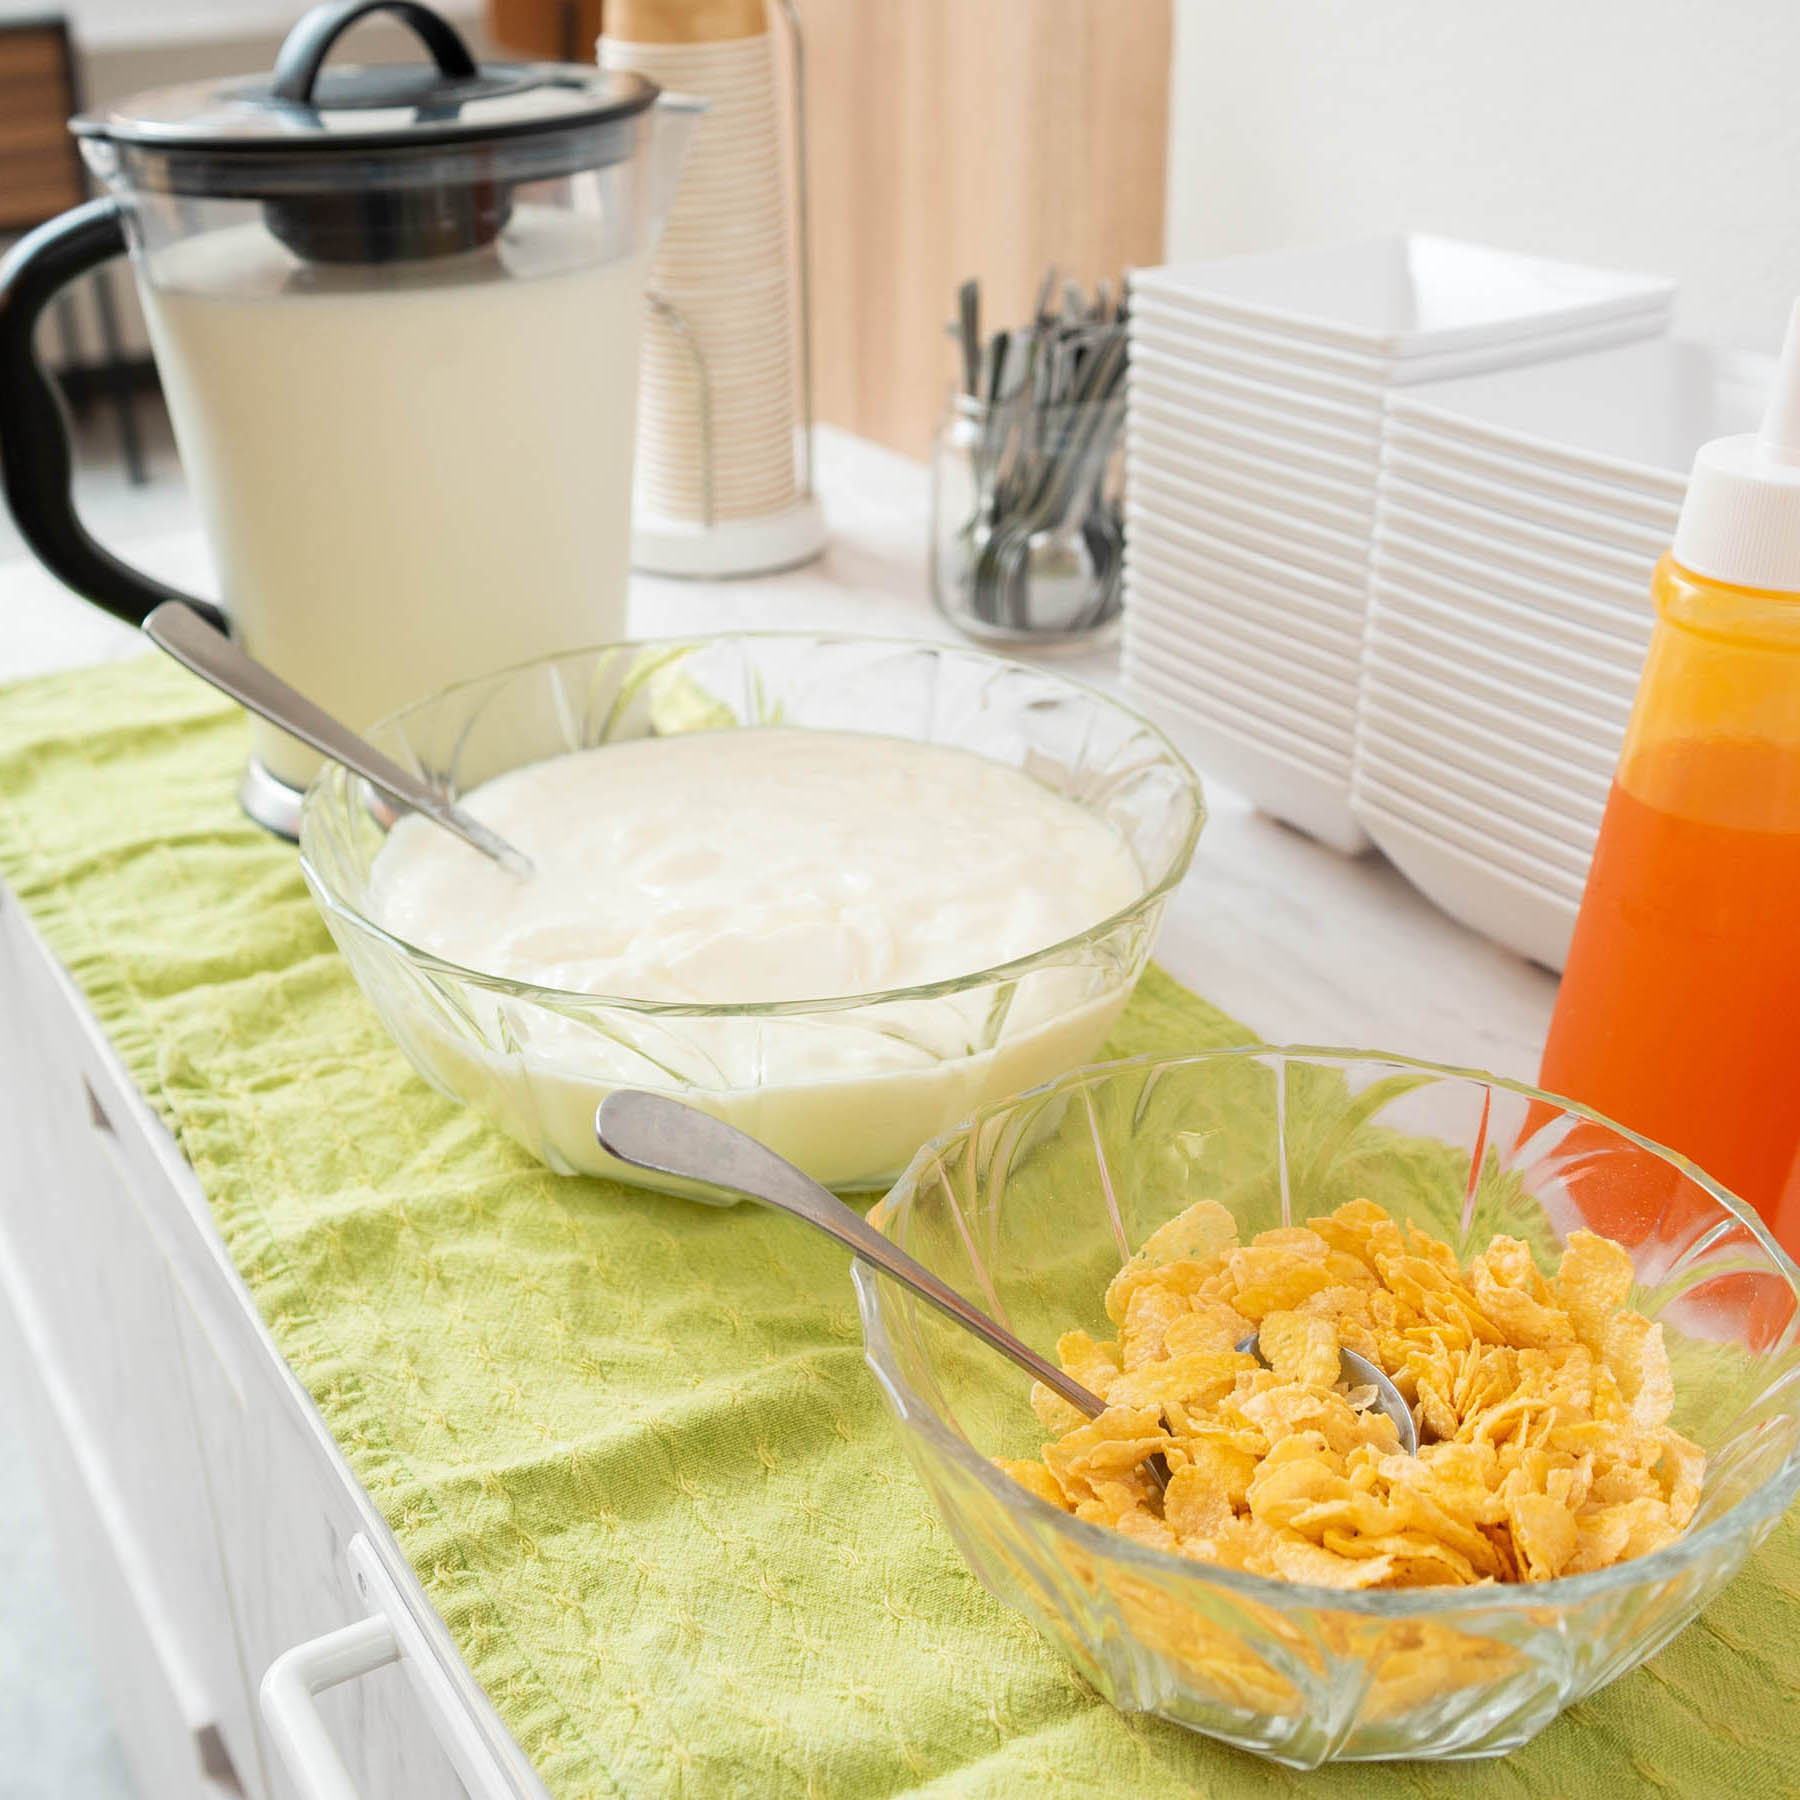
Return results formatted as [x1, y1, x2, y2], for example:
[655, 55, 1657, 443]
[271, 0, 479, 102]
[264, 1, 510, 262]
[69, 2, 658, 265]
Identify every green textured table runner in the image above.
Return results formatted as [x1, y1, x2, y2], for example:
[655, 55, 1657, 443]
[1, 654, 1794, 1800]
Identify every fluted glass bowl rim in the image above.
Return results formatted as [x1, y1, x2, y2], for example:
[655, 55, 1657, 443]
[856, 1043, 1800, 1619]
[297, 630, 1205, 1018]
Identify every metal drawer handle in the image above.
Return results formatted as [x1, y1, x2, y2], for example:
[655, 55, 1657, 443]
[260, 1616, 399, 1800]
[258, 1535, 523, 1800]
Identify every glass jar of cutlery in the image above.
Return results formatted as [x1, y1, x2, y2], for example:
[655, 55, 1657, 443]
[930, 387, 1127, 648]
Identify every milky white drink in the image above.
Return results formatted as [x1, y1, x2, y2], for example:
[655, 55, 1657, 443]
[140, 212, 648, 790]
[365, 729, 1146, 1185]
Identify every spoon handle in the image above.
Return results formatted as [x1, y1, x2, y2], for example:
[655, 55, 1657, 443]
[594, 1089, 1106, 1420]
[143, 602, 531, 875]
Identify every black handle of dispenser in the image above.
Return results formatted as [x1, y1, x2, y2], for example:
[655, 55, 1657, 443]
[0, 199, 227, 632]
[272, 0, 479, 106]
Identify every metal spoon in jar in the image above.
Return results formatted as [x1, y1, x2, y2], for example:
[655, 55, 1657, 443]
[142, 601, 533, 878]
[594, 1089, 1170, 1490]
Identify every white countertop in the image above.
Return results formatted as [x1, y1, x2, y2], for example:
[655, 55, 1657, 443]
[0, 424, 1560, 1079]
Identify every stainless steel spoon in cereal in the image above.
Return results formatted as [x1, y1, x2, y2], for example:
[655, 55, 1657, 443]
[595, 1089, 1171, 1489]
[1235, 1332, 1419, 1455]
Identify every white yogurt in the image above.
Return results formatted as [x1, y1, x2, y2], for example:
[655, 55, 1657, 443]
[364, 729, 1146, 1185]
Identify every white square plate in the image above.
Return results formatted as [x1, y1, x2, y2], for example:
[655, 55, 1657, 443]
[1128, 430, 1378, 536]
[1125, 589, 1362, 702]
[1127, 487, 1371, 587]
[1367, 527, 1651, 631]
[1361, 631, 1629, 756]
[1126, 549, 1366, 655]
[1127, 370, 1385, 467]
[1130, 532, 1368, 648]
[1130, 294, 1678, 402]
[1358, 692, 1613, 817]
[1351, 796, 1577, 970]
[1128, 279, 1659, 380]
[1351, 765, 1590, 894]
[1124, 662, 1371, 855]
[1130, 236, 1674, 357]
[1131, 345, 1386, 437]
[1128, 507, 1370, 610]
[1371, 550, 1652, 665]
[1357, 731, 1602, 858]
[1130, 299, 1390, 402]
[1375, 512, 1647, 604]
[1387, 337, 1772, 491]
[1371, 569, 1646, 692]
[1361, 684, 1619, 810]
[1379, 479, 1666, 583]
[1382, 418, 1685, 526]
[1128, 388, 1383, 485]
[1124, 648, 1357, 764]
[1129, 416, 1379, 515]
[1367, 599, 1639, 716]
[1380, 449, 1672, 560]
[1123, 624, 1360, 750]
[1359, 652, 1623, 777]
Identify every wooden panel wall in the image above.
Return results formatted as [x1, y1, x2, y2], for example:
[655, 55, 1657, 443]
[484, 0, 1170, 458]
[801, 0, 1171, 456]
[0, 21, 85, 234]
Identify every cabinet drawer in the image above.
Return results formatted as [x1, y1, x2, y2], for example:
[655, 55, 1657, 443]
[176, 1315, 473, 1800]
[0, 899, 260, 1791]
[0, 891, 543, 1800]
[0, 1220, 240, 1799]
[0, 896, 207, 1455]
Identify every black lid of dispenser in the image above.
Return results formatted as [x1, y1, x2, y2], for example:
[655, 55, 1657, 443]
[73, 0, 659, 262]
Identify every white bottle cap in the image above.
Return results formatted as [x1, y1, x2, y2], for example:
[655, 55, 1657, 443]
[1671, 298, 1800, 591]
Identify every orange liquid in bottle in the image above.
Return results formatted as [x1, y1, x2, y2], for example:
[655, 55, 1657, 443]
[1541, 738, 1800, 1222]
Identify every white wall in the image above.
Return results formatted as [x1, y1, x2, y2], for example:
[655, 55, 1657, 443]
[1166, 0, 1800, 354]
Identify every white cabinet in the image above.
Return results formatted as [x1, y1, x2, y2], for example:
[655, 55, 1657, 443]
[0, 1230, 240, 1798]
[0, 883, 547, 1800]
[172, 1301, 470, 1800]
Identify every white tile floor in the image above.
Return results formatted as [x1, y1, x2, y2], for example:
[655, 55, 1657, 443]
[0, 389, 193, 1800]
[0, 1382, 140, 1798]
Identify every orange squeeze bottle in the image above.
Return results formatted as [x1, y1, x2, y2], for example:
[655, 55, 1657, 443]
[1541, 300, 1800, 1247]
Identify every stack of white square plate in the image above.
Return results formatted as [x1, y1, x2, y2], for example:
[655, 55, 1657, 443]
[1120, 236, 1675, 856]
[1360, 338, 1772, 968]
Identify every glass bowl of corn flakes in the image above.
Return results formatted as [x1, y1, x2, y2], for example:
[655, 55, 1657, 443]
[854, 1048, 1800, 1765]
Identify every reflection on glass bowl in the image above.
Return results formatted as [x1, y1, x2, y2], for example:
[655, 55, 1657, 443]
[299, 634, 1203, 1190]
[856, 1048, 1800, 1764]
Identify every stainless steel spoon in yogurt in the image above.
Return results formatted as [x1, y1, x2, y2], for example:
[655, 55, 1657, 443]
[143, 601, 533, 877]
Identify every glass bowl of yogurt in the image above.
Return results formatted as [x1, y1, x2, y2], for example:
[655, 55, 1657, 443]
[298, 634, 1203, 1189]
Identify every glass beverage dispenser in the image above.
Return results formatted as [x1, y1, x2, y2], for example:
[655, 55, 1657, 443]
[0, 0, 698, 833]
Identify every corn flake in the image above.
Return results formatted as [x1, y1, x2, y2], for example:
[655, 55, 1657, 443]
[1259, 1309, 1342, 1388]
[1000, 1198, 1704, 1601]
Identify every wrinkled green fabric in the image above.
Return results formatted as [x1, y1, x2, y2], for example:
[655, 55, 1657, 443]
[0, 654, 1792, 1800]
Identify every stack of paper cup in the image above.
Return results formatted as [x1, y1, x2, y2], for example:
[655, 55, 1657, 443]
[602, 3, 826, 576]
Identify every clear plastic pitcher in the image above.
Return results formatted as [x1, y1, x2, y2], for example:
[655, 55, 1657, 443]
[0, 0, 698, 832]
